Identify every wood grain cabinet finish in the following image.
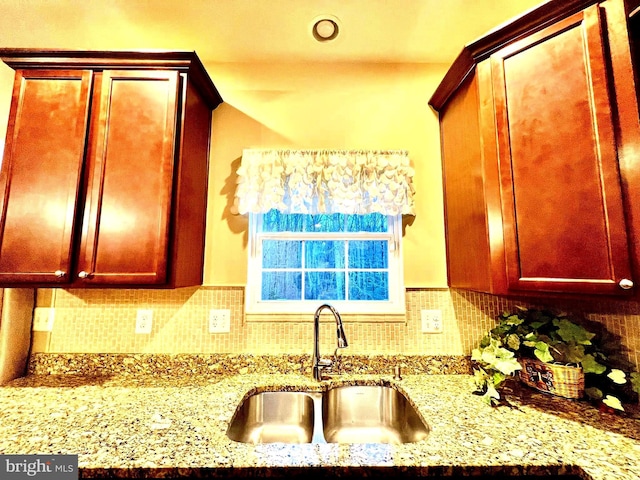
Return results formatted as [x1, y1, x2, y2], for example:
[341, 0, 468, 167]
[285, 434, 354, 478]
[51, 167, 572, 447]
[429, 0, 640, 297]
[0, 50, 222, 288]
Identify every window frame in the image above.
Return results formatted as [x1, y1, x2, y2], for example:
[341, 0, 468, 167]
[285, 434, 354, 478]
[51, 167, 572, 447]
[245, 213, 406, 315]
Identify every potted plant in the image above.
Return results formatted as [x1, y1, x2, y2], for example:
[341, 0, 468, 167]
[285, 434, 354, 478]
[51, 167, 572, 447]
[472, 306, 640, 412]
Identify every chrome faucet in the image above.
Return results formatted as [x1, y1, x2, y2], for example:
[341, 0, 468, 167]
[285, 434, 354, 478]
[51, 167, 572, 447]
[312, 303, 348, 381]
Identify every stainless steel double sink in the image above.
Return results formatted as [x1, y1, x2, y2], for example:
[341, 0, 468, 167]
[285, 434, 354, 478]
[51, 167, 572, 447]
[226, 384, 429, 444]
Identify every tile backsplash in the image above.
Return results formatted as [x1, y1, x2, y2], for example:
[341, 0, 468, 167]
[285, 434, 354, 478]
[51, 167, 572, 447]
[32, 287, 640, 372]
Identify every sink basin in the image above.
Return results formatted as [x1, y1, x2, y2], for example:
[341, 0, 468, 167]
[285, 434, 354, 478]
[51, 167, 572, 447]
[226, 391, 315, 444]
[227, 384, 429, 444]
[322, 385, 429, 444]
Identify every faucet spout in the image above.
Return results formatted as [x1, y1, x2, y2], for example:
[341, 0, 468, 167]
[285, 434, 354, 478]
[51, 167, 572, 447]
[312, 303, 348, 381]
[336, 313, 348, 349]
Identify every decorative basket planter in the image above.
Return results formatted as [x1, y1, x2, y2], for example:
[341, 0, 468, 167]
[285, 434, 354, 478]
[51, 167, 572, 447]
[518, 358, 585, 399]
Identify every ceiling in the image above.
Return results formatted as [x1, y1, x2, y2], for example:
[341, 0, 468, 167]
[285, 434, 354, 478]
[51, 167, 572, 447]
[0, 0, 546, 65]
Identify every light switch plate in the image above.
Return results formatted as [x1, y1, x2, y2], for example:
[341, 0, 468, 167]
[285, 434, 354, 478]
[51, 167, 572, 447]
[209, 309, 231, 333]
[421, 309, 443, 333]
[135, 309, 153, 334]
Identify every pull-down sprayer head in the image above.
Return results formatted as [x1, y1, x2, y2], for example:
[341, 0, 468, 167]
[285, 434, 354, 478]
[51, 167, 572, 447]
[335, 310, 348, 349]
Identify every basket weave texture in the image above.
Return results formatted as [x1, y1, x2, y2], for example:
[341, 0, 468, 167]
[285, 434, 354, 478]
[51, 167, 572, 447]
[518, 358, 585, 399]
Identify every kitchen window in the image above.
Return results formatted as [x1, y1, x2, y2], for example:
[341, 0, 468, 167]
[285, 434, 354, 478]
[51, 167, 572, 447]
[233, 149, 415, 315]
[245, 210, 404, 314]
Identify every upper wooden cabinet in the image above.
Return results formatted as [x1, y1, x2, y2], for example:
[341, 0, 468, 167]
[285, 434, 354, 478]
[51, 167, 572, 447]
[429, 0, 640, 297]
[0, 50, 222, 288]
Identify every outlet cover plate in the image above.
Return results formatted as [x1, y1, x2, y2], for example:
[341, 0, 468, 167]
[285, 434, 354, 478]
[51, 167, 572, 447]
[33, 308, 55, 331]
[209, 309, 231, 333]
[135, 309, 153, 334]
[421, 309, 443, 334]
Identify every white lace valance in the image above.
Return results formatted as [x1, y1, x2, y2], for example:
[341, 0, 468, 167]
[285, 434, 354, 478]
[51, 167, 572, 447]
[232, 149, 415, 216]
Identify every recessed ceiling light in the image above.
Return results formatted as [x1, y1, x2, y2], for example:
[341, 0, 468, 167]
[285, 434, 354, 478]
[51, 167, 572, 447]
[312, 16, 340, 42]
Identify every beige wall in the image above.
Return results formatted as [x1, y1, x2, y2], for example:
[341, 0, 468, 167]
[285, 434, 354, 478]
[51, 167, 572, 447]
[202, 61, 448, 287]
[0, 62, 12, 143]
[0, 289, 34, 384]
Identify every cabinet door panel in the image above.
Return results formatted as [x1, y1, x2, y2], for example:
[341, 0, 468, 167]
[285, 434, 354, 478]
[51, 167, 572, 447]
[78, 70, 179, 285]
[0, 70, 91, 284]
[491, 5, 633, 295]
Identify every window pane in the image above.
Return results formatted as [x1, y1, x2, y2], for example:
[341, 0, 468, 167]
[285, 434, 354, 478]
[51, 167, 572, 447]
[305, 240, 345, 268]
[262, 210, 305, 232]
[349, 240, 388, 269]
[304, 213, 346, 232]
[250, 211, 401, 312]
[263, 240, 301, 268]
[349, 272, 389, 300]
[305, 272, 345, 300]
[262, 272, 302, 300]
[347, 213, 387, 232]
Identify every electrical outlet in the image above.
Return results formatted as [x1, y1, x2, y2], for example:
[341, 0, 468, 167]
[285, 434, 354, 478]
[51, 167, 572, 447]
[421, 309, 443, 333]
[135, 309, 153, 334]
[209, 309, 230, 333]
[33, 308, 55, 331]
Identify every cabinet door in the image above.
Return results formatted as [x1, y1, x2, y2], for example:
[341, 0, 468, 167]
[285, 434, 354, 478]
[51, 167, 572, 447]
[491, 4, 634, 295]
[77, 70, 180, 285]
[0, 70, 92, 284]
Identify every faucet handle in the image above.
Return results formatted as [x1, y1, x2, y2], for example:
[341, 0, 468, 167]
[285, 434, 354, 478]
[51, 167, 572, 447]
[313, 357, 333, 381]
[317, 358, 332, 368]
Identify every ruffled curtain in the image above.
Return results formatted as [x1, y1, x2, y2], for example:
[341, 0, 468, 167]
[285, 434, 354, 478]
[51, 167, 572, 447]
[232, 149, 415, 216]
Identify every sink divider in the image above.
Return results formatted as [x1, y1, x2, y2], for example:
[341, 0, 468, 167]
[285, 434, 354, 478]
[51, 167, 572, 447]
[309, 392, 327, 444]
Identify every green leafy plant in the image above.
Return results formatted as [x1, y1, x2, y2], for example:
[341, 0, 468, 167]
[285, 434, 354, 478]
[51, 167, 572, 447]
[472, 306, 640, 411]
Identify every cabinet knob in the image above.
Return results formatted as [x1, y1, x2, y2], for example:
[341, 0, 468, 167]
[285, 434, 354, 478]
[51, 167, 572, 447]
[619, 278, 634, 290]
[54, 270, 65, 278]
[78, 271, 90, 279]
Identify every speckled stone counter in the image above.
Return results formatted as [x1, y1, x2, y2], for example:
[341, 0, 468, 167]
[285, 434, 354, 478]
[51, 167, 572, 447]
[1, 354, 640, 479]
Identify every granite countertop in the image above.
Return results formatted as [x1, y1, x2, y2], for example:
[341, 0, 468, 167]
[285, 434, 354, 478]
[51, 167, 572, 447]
[1, 354, 640, 479]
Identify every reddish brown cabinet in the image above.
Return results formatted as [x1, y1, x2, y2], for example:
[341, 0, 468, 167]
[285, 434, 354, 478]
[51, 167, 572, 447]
[429, 0, 640, 297]
[0, 50, 222, 288]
